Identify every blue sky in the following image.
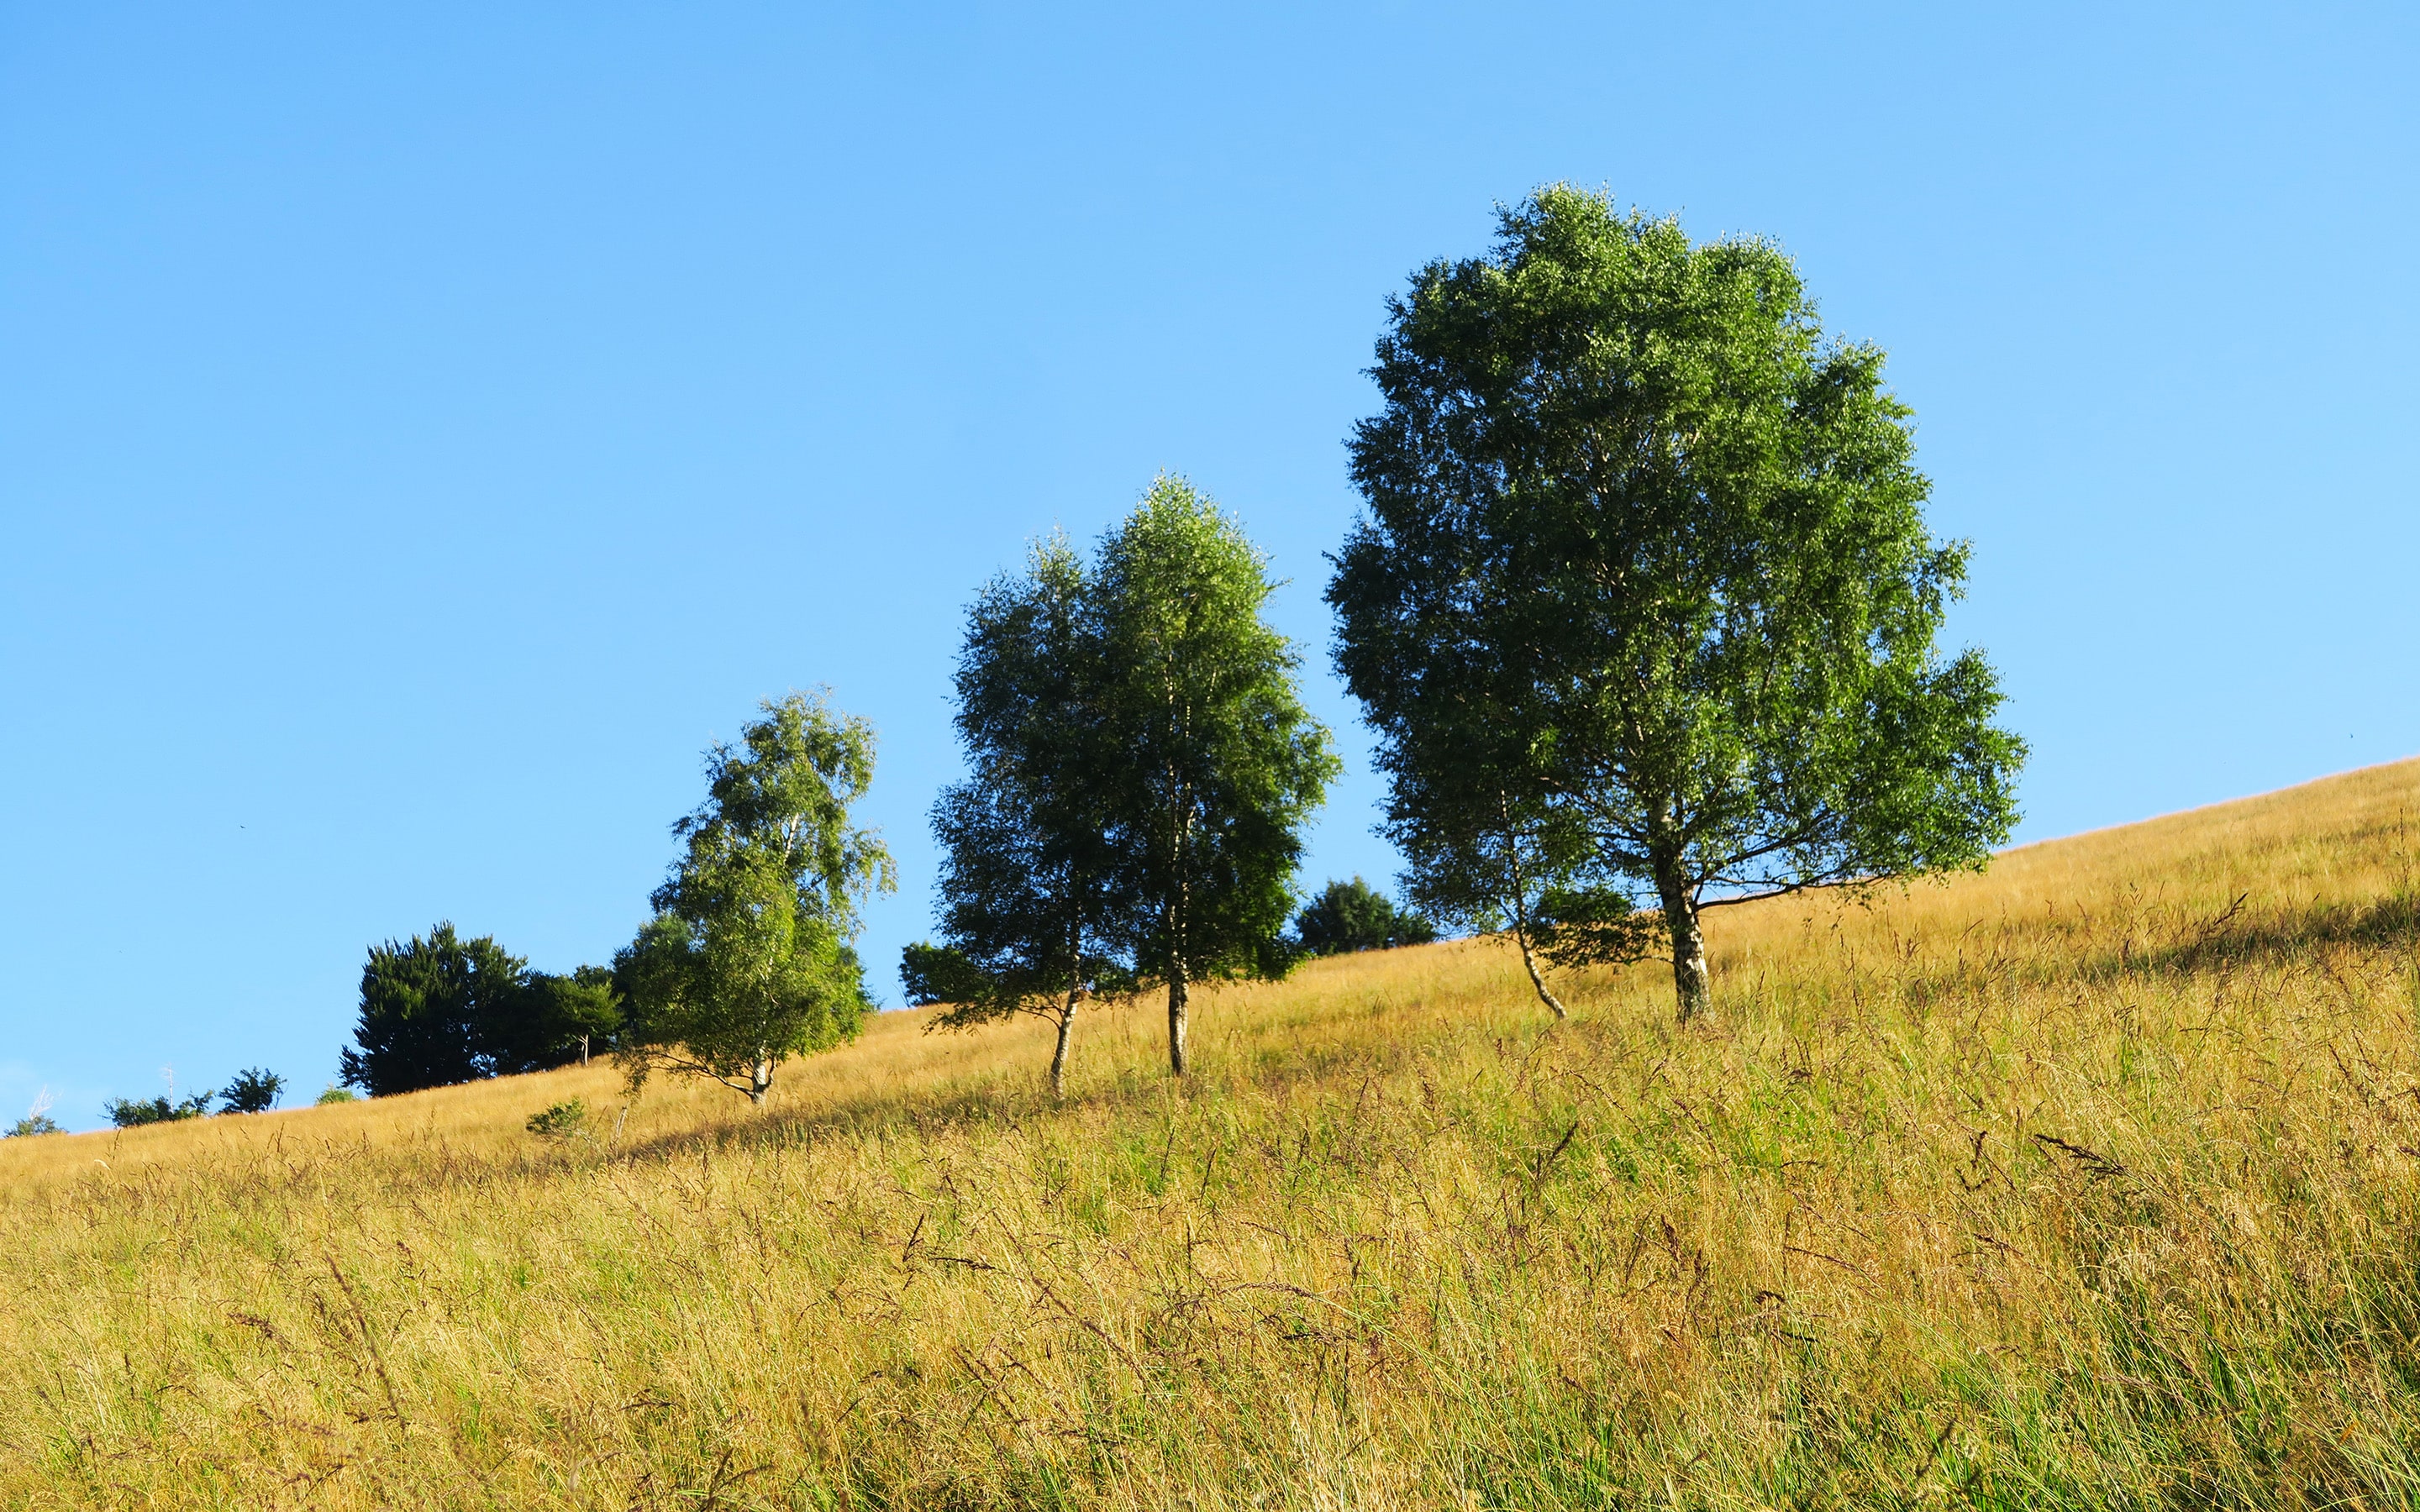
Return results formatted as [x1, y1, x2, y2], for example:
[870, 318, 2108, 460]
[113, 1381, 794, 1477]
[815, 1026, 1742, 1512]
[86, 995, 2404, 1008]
[5, 3, 2414, 1129]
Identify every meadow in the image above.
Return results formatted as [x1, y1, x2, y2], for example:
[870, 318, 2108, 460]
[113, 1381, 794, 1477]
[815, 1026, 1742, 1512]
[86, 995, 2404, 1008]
[8, 760, 2420, 1509]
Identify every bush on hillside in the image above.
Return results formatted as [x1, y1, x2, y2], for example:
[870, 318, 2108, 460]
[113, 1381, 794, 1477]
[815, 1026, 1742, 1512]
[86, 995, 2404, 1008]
[104, 1092, 213, 1128]
[1292, 877, 1439, 957]
[524, 1099, 589, 1139]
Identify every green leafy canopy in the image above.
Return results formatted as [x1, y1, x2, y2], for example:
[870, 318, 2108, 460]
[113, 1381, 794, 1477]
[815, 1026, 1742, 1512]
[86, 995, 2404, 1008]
[1330, 186, 2026, 1018]
[1096, 478, 1340, 1072]
[616, 690, 895, 1104]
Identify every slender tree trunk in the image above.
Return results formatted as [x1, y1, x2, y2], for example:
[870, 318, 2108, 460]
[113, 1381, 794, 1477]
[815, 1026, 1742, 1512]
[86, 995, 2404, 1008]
[1165, 773, 1193, 1077]
[1647, 795, 1709, 1022]
[1652, 867, 1709, 1022]
[750, 1055, 771, 1107]
[1050, 990, 1078, 1100]
[1512, 923, 1568, 1019]
[1498, 803, 1566, 1020]
[1167, 960, 1189, 1076]
[1669, 901, 1708, 1022]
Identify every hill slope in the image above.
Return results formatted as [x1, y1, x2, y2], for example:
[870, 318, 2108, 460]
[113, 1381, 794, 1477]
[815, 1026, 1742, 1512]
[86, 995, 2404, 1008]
[8, 760, 2420, 1509]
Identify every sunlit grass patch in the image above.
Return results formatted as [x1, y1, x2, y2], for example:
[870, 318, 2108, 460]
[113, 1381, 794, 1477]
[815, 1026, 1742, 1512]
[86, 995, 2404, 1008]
[7, 759, 2420, 1508]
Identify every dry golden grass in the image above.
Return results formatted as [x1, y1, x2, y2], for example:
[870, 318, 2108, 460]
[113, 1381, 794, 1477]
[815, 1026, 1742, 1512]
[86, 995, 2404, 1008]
[9, 759, 2420, 1509]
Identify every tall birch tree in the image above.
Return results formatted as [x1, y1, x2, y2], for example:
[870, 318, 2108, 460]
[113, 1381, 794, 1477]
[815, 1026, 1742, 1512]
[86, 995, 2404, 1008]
[1096, 478, 1338, 1075]
[922, 536, 1128, 1099]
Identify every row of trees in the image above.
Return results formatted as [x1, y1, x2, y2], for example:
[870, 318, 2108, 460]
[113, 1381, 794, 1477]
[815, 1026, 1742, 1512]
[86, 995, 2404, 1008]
[334, 183, 2023, 1110]
[337, 484, 1337, 1109]
[340, 924, 619, 1096]
[5, 1070, 311, 1137]
[899, 188, 2021, 1092]
[103, 1068, 291, 1125]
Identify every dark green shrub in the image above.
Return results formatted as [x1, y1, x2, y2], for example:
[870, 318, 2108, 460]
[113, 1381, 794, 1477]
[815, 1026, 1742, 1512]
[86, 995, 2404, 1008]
[525, 1099, 588, 1139]
[105, 1092, 212, 1128]
[220, 1068, 285, 1114]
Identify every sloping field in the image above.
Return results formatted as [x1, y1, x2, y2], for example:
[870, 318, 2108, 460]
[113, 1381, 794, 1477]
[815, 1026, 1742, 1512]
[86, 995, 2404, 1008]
[8, 761, 2420, 1509]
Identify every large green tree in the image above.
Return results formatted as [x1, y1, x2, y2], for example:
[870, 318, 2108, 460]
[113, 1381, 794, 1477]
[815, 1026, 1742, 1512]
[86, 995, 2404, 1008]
[1331, 186, 2025, 1022]
[616, 691, 893, 1105]
[1096, 477, 1339, 1074]
[921, 536, 1128, 1099]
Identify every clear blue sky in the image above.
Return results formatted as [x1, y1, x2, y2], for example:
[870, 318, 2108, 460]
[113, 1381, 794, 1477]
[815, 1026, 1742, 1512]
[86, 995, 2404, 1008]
[6, 3, 2414, 1129]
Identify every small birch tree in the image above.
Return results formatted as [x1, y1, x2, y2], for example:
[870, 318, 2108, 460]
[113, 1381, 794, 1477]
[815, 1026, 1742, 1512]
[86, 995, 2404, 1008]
[616, 691, 893, 1105]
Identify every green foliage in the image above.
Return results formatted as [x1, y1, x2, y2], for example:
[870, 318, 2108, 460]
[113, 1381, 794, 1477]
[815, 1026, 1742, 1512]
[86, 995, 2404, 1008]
[105, 1092, 212, 1127]
[1092, 477, 1340, 1072]
[899, 941, 985, 1006]
[513, 968, 621, 1066]
[339, 924, 528, 1095]
[1332, 186, 2026, 1020]
[339, 924, 620, 1096]
[1291, 876, 1438, 957]
[616, 690, 895, 1104]
[1529, 884, 1655, 969]
[8, 1090, 62, 1137]
[925, 534, 1137, 1094]
[524, 1099, 588, 1139]
[314, 1085, 357, 1105]
[218, 1068, 285, 1114]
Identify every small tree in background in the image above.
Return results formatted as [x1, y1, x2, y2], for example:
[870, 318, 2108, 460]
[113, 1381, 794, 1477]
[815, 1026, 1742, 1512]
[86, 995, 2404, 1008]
[923, 535, 1131, 1099]
[219, 1068, 286, 1114]
[1333, 186, 2025, 1022]
[8, 1089, 63, 1137]
[616, 691, 894, 1106]
[900, 942, 986, 1007]
[504, 968, 622, 1070]
[1095, 478, 1339, 1075]
[1291, 877, 1438, 958]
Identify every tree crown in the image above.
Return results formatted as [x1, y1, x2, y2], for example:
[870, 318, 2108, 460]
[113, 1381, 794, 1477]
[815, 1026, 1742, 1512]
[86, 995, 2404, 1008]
[618, 691, 893, 1098]
[1096, 476, 1339, 988]
[1332, 186, 2024, 1003]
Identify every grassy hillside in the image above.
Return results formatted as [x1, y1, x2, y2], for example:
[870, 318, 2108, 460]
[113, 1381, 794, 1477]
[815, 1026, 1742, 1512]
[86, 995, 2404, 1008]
[8, 760, 2420, 1509]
